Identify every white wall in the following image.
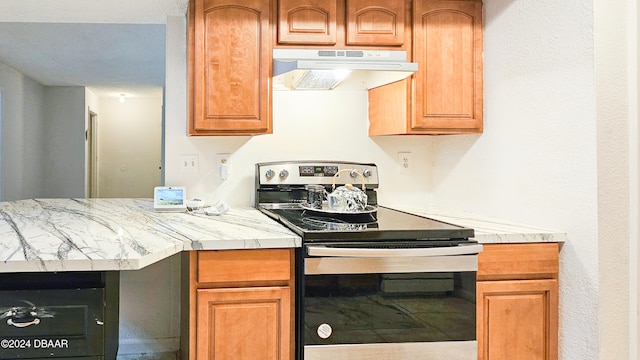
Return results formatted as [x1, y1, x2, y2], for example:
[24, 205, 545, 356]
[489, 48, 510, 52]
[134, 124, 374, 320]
[0, 66, 87, 200]
[21, 76, 47, 198]
[0, 90, 2, 201]
[0, 63, 87, 201]
[96, 96, 162, 198]
[0, 62, 27, 201]
[42, 86, 86, 198]
[594, 1, 633, 358]
[118, 254, 182, 356]
[165, 89, 435, 207]
[634, 0, 640, 356]
[0, 62, 46, 201]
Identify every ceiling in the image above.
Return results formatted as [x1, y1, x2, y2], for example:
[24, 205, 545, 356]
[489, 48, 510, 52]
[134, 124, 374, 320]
[0, 0, 189, 98]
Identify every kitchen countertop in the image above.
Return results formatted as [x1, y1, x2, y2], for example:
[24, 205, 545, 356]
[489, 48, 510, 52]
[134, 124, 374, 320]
[0, 198, 301, 273]
[0, 198, 565, 273]
[388, 205, 567, 244]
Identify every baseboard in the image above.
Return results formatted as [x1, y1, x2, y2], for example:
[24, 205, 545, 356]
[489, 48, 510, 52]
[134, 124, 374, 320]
[117, 352, 177, 360]
[118, 338, 180, 355]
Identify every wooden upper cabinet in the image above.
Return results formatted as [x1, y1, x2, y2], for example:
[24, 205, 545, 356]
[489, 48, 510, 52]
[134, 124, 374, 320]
[346, 0, 405, 46]
[276, 0, 408, 49]
[368, 0, 483, 135]
[189, 0, 272, 135]
[278, 0, 337, 45]
[412, 0, 483, 133]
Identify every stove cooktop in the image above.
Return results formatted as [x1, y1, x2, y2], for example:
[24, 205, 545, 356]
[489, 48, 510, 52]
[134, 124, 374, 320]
[259, 205, 474, 242]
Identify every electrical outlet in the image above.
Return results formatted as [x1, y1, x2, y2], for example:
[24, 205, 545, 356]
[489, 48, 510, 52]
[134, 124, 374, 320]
[179, 155, 198, 174]
[397, 152, 412, 174]
[216, 153, 231, 181]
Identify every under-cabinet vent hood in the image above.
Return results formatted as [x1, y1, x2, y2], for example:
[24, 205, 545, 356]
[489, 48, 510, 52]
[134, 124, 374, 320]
[273, 49, 418, 90]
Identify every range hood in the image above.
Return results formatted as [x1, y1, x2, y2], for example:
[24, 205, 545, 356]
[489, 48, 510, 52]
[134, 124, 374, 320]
[273, 49, 417, 90]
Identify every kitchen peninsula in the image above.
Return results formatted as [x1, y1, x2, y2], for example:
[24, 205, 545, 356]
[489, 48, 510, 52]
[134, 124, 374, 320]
[0, 198, 300, 360]
[0, 198, 301, 273]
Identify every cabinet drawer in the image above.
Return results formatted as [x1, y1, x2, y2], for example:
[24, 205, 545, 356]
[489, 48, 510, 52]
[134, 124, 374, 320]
[197, 249, 292, 284]
[478, 243, 559, 281]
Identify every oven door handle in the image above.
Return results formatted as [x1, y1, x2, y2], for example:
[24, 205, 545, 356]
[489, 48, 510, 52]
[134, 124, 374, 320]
[306, 244, 483, 257]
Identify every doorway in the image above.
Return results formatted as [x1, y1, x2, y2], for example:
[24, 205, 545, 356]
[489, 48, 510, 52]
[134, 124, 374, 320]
[88, 110, 98, 198]
[86, 92, 162, 199]
[101, 95, 162, 198]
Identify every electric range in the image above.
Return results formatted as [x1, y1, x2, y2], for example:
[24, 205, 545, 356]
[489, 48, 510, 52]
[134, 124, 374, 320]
[255, 161, 481, 360]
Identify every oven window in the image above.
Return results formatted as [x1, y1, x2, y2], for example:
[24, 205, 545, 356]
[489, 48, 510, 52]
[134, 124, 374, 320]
[304, 272, 476, 345]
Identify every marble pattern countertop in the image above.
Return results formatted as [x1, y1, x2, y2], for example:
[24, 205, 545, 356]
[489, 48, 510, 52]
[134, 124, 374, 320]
[387, 205, 567, 244]
[0, 198, 566, 273]
[0, 198, 300, 273]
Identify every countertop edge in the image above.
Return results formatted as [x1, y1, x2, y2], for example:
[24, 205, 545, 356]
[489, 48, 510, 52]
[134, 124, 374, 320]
[385, 205, 567, 244]
[0, 238, 303, 273]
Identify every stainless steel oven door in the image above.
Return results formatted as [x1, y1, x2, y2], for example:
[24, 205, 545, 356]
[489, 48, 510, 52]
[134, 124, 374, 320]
[303, 244, 481, 360]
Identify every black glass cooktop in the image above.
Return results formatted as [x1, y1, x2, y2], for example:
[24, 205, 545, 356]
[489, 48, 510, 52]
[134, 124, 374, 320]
[259, 205, 474, 242]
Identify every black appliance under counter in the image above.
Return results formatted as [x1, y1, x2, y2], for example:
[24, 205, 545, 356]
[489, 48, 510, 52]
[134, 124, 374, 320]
[0, 271, 119, 360]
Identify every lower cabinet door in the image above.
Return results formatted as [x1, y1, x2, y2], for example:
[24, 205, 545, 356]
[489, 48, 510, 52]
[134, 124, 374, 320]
[197, 286, 291, 360]
[477, 279, 558, 360]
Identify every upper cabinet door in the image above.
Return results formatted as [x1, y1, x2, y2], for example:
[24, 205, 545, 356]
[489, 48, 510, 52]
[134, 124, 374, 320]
[346, 0, 405, 46]
[190, 0, 272, 135]
[278, 0, 338, 45]
[412, 0, 483, 133]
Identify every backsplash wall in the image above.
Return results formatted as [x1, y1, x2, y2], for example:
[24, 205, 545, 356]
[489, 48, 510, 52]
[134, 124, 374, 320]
[165, 89, 436, 209]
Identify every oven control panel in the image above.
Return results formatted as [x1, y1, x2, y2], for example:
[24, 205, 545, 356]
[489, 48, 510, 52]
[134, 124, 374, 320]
[257, 161, 379, 187]
[298, 165, 339, 177]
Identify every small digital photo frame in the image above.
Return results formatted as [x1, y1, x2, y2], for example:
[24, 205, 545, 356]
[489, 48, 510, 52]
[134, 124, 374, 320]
[153, 186, 187, 212]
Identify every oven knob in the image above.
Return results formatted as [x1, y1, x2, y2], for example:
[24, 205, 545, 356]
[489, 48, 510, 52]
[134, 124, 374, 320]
[352, 169, 372, 178]
[279, 169, 289, 180]
[265, 169, 275, 180]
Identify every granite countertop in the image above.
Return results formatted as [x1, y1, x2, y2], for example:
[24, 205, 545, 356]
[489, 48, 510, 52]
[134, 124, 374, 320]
[0, 198, 301, 273]
[0, 198, 566, 273]
[387, 205, 567, 244]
